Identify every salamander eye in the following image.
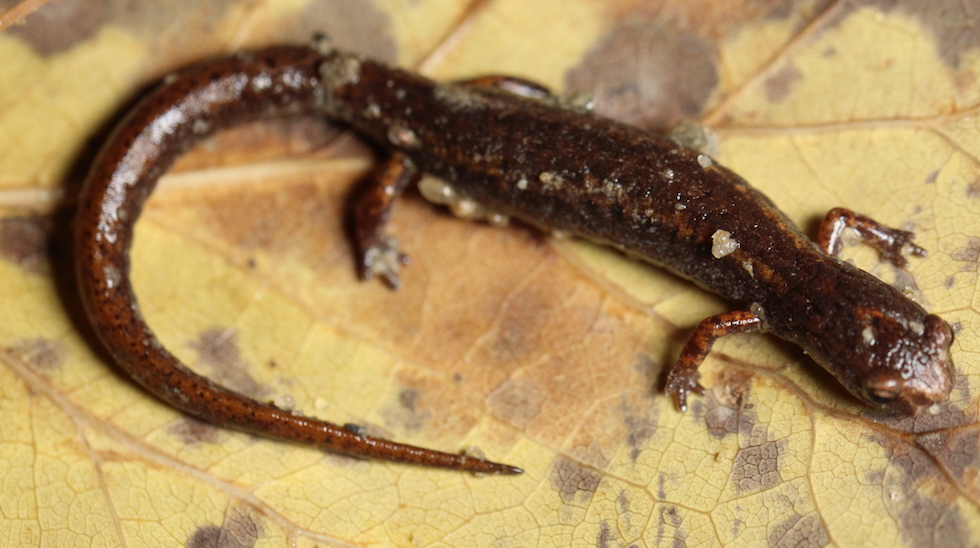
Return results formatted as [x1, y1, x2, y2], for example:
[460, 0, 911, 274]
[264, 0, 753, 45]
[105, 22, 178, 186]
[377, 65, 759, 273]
[865, 376, 901, 405]
[868, 388, 899, 405]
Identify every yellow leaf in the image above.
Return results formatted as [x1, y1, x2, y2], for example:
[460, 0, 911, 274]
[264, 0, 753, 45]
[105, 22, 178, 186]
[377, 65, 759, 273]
[2, 0, 979, 546]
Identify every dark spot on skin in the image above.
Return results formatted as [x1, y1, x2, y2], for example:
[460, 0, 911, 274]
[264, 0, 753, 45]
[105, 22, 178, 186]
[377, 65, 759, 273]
[732, 439, 785, 494]
[189, 329, 269, 400]
[0, 216, 50, 274]
[185, 506, 261, 548]
[487, 377, 545, 429]
[950, 237, 980, 272]
[620, 395, 658, 461]
[768, 513, 830, 548]
[167, 417, 221, 445]
[566, 19, 718, 131]
[763, 62, 803, 102]
[12, 338, 65, 372]
[549, 456, 602, 504]
[864, 0, 980, 69]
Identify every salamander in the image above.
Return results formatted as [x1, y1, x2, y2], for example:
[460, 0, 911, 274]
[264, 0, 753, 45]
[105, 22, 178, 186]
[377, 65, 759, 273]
[74, 39, 955, 475]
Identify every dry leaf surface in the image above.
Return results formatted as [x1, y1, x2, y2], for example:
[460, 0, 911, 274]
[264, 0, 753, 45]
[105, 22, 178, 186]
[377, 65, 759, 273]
[2, 0, 980, 546]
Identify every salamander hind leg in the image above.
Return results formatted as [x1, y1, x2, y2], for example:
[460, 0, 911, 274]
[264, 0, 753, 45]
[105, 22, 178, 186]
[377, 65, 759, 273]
[352, 153, 419, 289]
[817, 207, 927, 268]
[666, 310, 764, 411]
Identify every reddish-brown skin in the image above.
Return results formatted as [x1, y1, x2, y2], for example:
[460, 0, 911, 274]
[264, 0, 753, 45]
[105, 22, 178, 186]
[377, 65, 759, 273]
[76, 43, 955, 474]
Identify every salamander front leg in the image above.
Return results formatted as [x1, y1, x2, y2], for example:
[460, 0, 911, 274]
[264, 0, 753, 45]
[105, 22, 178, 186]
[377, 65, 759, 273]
[352, 152, 420, 289]
[666, 310, 765, 411]
[817, 207, 927, 268]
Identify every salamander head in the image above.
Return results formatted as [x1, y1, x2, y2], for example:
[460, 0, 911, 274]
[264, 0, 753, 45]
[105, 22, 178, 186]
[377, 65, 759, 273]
[844, 310, 955, 415]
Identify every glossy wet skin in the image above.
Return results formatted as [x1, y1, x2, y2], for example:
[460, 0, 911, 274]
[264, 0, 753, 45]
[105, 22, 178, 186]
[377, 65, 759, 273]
[812, 304, 954, 414]
[74, 42, 956, 475]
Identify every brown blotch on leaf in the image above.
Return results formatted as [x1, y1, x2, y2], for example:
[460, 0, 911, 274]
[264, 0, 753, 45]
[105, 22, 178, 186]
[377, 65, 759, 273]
[866, 0, 980, 69]
[951, 237, 980, 273]
[0, 216, 50, 274]
[565, 19, 718, 130]
[549, 456, 602, 504]
[596, 520, 616, 548]
[381, 387, 432, 433]
[12, 338, 66, 373]
[732, 439, 785, 494]
[167, 417, 221, 445]
[189, 329, 269, 400]
[654, 505, 687, 546]
[487, 377, 546, 429]
[865, 434, 973, 547]
[916, 426, 980, 498]
[768, 513, 830, 548]
[620, 395, 659, 462]
[186, 506, 261, 548]
[763, 62, 803, 102]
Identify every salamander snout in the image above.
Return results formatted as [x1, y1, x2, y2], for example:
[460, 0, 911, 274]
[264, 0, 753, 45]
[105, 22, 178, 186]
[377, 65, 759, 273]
[857, 313, 955, 415]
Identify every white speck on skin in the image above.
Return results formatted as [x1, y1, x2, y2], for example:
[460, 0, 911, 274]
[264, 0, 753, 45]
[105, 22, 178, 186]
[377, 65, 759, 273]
[103, 265, 121, 289]
[909, 320, 925, 336]
[697, 154, 712, 168]
[539, 171, 563, 189]
[662, 168, 675, 180]
[862, 325, 876, 345]
[191, 119, 211, 135]
[675, 203, 687, 211]
[711, 229, 739, 258]
[742, 260, 754, 277]
[387, 125, 420, 148]
[516, 177, 528, 190]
